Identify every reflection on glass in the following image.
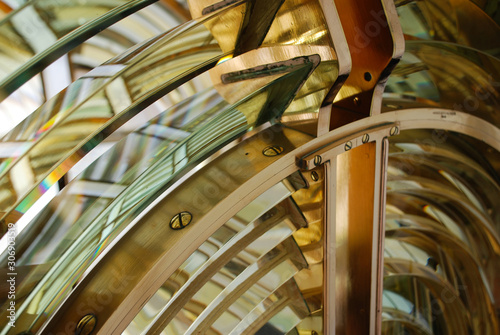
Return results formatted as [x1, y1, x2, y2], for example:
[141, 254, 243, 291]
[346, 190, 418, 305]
[0, 0, 173, 99]
[0, 0, 338, 333]
[0, 2, 247, 232]
[123, 173, 311, 335]
[383, 41, 500, 129]
[395, 0, 500, 57]
[384, 130, 500, 334]
[0, 48, 320, 331]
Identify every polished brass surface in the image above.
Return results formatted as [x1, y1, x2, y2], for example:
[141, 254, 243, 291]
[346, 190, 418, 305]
[36, 126, 312, 334]
[169, 212, 193, 230]
[0, 0, 499, 334]
[140, 195, 306, 333]
[329, 0, 404, 128]
[75, 314, 97, 335]
[335, 142, 377, 334]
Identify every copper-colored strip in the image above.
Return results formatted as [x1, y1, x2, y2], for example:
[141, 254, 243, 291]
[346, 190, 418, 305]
[335, 142, 376, 334]
[330, 0, 404, 128]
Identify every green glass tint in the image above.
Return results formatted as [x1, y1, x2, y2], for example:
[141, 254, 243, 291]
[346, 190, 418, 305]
[0, 2, 247, 233]
[0, 0, 159, 100]
[0, 50, 319, 333]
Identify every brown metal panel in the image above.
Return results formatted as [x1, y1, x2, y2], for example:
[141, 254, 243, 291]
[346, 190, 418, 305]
[335, 142, 376, 334]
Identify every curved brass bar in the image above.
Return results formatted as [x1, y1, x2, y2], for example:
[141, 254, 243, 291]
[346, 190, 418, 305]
[0, 0, 498, 334]
[37, 126, 311, 334]
[0, 12, 232, 231]
[328, 0, 404, 130]
[0, 52, 319, 332]
[29, 107, 498, 335]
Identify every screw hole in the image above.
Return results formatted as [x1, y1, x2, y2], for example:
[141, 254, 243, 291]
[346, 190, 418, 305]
[364, 72, 372, 81]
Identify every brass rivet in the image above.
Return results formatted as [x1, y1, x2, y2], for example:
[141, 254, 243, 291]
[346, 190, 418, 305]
[353, 97, 360, 106]
[169, 212, 192, 230]
[311, 171, 319, 181]
[362, 133, 370, 143]
[390, 126, 399, 136]
[75, 314, 96, 335]
[313, 155, 322, 166]
[345, 141, 352, 151]
[262, 145, 284, 157]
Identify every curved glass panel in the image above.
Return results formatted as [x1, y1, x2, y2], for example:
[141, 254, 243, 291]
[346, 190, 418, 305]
[383, 41, 500, 127]
[0, 3, 239, 232]
[0, 0, 161, 99]
[0, 0, 339, 331]
[0, 0, 339, 236]
[124, 173, 316, 335]
[0, 50, 321, 332]
[0, 2, 187, 138]
[2, 0, 498, 334]
[384, 129, 500, 334]
[395, 0, 500, 57]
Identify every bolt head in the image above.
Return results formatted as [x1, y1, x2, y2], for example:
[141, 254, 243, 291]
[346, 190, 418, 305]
[362, 133, 370, 143]
[170, 212, 192, 230]
[311, 171, 319, 181]
[75, 314, 96, 335]
[262, 145, 284, 157]
[345, 141, 352, 151]
[390, 126, 399, 136]
[313, 155, 322, 166]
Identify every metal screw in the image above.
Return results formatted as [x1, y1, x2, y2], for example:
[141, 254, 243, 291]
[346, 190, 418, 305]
[169, 212, 192, 230]
[362, 133, 370, 143]
[313, 155, 322, 166]
[311, 171, 319, 181]
[353, 97, 360, 106]
[75, 314, 96, 335]
[390, 126, 399, 136]
[345, 141, 352, 151]
[262, 145, 284, 157]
